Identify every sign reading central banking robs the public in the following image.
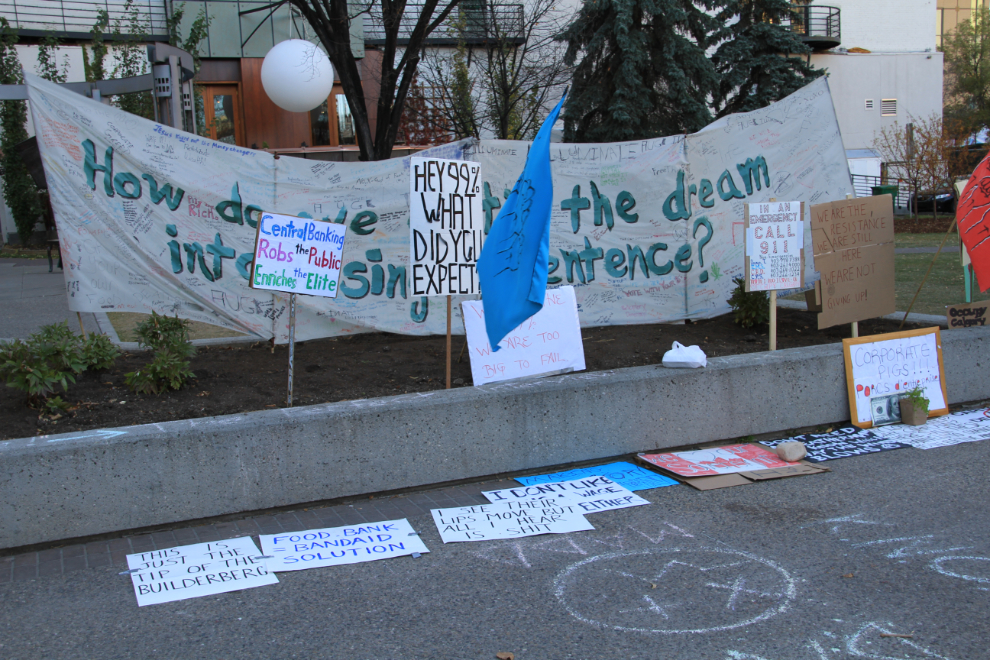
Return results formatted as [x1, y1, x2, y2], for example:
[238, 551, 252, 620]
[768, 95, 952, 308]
[250, 212, 347, 298]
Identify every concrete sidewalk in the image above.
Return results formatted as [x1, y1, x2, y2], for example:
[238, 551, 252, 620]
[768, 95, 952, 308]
[0, 259, 100, 342]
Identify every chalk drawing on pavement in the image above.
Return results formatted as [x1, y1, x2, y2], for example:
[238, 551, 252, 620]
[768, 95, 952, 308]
[930, 555, 990, 588]
[553, 547, 796, 634]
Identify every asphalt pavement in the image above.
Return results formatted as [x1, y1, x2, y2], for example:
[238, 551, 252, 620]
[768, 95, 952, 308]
[1, 429, 988, 660]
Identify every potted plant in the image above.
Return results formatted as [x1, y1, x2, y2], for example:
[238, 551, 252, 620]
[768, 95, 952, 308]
[899, 386, 930, 426]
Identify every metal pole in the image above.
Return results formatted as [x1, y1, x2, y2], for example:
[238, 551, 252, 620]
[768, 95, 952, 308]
[446, 294, 452, 389]
[287, 293, 296, 407]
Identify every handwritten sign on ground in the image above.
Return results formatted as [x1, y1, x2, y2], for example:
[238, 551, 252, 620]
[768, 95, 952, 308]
[462, 285, 586, 385]
[249, 212, 347, 298]
[431, 500, 593, 543]
[870, 407, 990, 450]
[259, 519, 429, 571]
[810, 195, 895, 328]
[842, 327, 948, 429]
[745, 201, 804, 291]
[637, 444, 799, 477]
[760, 426, 911, 462]
[125, 537, 277, 606]
[515, 461, 678, 491]
[482, 476, 651, 514]
[410, 156, 484, 296]
[946, 300, 988, 328]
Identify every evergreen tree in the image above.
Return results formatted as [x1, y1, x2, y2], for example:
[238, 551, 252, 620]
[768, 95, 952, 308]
[0, 18, 41, 246]
[943, 7, 990, 130]
[712, 0, 821, 118]
[559, 0, 721, 143]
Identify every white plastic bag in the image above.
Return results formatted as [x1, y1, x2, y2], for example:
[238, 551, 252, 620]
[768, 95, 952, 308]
[662, 341, 707, 369]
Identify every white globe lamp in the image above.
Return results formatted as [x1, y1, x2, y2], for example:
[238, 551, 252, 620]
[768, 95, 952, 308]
[261, 39, 335, 113]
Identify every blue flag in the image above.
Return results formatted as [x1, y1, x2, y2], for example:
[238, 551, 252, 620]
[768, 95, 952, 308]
[476, 93, 566, 352]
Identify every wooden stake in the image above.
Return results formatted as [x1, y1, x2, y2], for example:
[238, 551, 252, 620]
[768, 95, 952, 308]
[287, 293, 296, 407]
[846, 194, 858, 338]
[769, 290, 777, 351]
[76, 312, 87, 340]
[446, 294, 452, 389]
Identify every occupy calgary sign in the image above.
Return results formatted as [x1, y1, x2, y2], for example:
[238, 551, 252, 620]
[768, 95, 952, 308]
[27, 73, 851, 342]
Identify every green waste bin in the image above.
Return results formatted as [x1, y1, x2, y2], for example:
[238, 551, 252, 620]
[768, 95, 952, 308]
[871, 185, 899, 206]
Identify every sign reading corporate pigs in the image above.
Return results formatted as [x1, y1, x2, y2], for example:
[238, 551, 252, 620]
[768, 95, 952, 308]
[410, 156, 484, 296]
[260, 519, 429, 571]
[745, 201, 804, 291]
[250, 212, 347, 297]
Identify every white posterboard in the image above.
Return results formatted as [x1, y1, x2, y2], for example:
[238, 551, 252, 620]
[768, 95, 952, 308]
[431, 500, 594, 543]
[409, 156, 484, 296]
[260, 519, 429, 571]
[462, 285, 586, 385]
[745, 201, 804, 291]
[250, 212, 347, 297]
[125, 537, 277, 607]
[482, 476, 651, 514]
[843, 328, 949, 429]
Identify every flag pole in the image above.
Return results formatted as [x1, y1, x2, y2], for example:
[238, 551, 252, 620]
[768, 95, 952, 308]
[446, 294, 452, 389]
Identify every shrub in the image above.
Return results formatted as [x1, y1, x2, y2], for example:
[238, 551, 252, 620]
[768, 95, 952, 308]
[83, 333, 120, 370]
[134, 311, 195, 358]
[727, 276, 770, 328]
[125, 349, 195, 395]
[0, 337, 77, 407]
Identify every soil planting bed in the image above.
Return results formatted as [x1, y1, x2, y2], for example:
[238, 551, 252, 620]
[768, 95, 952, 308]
[0, 308, 932, 440]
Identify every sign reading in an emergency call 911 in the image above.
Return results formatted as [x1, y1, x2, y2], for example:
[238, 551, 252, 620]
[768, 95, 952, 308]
[250, 212, 347, 298]
[410, 156, 484, 296]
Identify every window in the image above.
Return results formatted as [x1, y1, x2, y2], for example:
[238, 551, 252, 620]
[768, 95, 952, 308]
[310, 86, 357, 147]
[881, 99, 897, 116]
[196, 84, 245, 146]
[865, 99, 874, 111]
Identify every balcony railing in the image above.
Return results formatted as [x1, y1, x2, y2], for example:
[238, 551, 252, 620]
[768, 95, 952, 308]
[364, 3, 525, 46]
[783, 4, 840, 51]
[0, 0, 169, 38]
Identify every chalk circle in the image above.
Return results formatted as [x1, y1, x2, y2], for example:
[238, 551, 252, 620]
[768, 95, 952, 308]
[930, 555, 990, 584]
[553, 547, 796, 635]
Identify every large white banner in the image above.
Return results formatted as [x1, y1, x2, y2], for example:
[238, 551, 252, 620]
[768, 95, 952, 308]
[27, 73, 851, 342]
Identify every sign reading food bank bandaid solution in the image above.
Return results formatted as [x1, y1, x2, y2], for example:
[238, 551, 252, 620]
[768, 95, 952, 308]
[410, 156, 484, 296]
[260, 519, 429, 571]
[250, 212, 347, 297]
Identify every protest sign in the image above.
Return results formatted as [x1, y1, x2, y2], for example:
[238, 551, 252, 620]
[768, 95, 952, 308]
[744, 201, 804, 291]
[260, 519, 428, 571]
[409, 156, 484, 296]
[249, 212, 346, 298]
[870, 407, 990, 450]
[26, 73, 851, 343]
[946, 300, 988, 328]
[431, 500, 594, 543]
[125, 537, 277, 607]
[462, 285, 585, 385]
[810, 195, 895, 328]
[515, 461, 678, 491]
[843, 327, 948, 429]
[955, 153, 990, 291]
[760, 426, 911, 462]
[482, 476, 651, 513]
[636, 444, 799, 477]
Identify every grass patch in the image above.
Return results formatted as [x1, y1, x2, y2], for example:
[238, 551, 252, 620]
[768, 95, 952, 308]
[895, 250, 989, 316]
[106, 312, 248, 343]
[0, 246, 48, 260]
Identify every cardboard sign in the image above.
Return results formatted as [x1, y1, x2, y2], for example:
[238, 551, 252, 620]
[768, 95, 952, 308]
[744, 201, 804, 291]
[810, 195, 896, 328]
[260, 519, 429, 571]
[482, 476, 652, 514]
[125, 537, 277, 607]
[515, 461, 678, 491]
[462, 285, 586, 385]
[431, 500, 594, 543]
[946, 300, 988, 328]
[409, 156, 485, 296]
[636, 444, 799, 477]
[843, 327, 949, 429]
[250, 212, 347, 297]
[635, 451, 826, 490]
[870, 407, 990, 450]
[760, 426, 911, 462]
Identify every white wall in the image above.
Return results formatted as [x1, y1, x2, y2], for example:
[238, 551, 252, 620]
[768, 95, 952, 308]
[824, 0, 936, 53]
[814, 51, 943, 151]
